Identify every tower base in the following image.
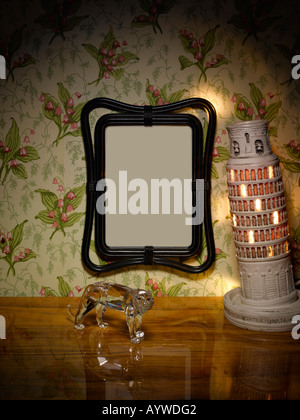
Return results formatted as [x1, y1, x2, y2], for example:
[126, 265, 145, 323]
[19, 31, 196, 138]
[223, 287, 300, 332]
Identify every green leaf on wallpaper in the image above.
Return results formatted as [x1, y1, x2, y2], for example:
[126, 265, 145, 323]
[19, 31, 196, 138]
[72, 102, 85, 122]
[35, 210, 55, 225]
[68, 128, 82, 137]
[35, 189, 58, 211]
[178, 35, 193, 55]
[211, 163, 219, 179]
[17, 146, 40, 163]
[82, 43, 99, 60]
[213, 146, 230, 163]
[279, 157, 300, 173]
[63, 212, 85, 227]
[100, 25, 115, 50]
[42, 286, 57, 297]
[64, 184, 85, 210]
[117, 51, 139, 66]
[111, 68, 125, 81]
[8, 25, 26, 57]
[10, 220, 28, 252]
[90, 239, 108, 265]
[167, 89, 188, 103]
[131, 17, 153, 30]
[42, 93, 61, 127]
[167, 282, 186, 297]
[63, 15, 89, 32]
[284, 144, 300, 161]
[57, 82, 71, 108]
[11, 163, 28, 179]
[249, 82, 264, 111]
[6, 118, 20, 155]
[234, 94, 252, 121]
[178, 55, 194, 71]
[202, 25, 220, 56]
[268, 126, 277, 137]
[57, 276, 71, 297]
[265, 101, 282, 123]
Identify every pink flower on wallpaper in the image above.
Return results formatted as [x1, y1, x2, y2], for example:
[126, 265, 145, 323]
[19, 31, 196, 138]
[61, 212, 68, 222]
[67, 191, 76, 200]
[67, 97, 74, 107]
[212, 148, 219, 157]
[57, 199, 64, 208]
[23, 136, 30, 143]
[153, 88, 160, 97]
[20, 147, 27, 157]
[66, 204, 74, 212]
[259, 97, 266, 107]
[45, 101, 54, 111]
[259, 108, 266, 116]
[9, 160, 18, 167]
[62, 115, 70, 124]
[3, 245, 10, 255]
[39, 94, 45, 103]
[55, 106, 62, 115]
[66, 108, 74, 116]
[237, 102, 245, 111]
[71, 122, 78, 130]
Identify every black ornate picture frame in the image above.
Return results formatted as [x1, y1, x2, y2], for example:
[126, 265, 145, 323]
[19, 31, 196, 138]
[80, 98, 216, 274]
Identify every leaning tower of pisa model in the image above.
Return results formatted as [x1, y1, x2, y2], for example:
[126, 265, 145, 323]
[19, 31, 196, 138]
[223, 120, 300, 331]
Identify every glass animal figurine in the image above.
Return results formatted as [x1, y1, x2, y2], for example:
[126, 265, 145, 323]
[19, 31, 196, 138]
[67, 281, 154, 344]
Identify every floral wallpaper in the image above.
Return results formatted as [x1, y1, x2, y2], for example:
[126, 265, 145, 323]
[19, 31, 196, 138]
[0, 0, 299, 297]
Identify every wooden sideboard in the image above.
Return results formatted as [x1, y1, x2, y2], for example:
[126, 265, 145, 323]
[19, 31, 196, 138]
[0, 296, 299, 400]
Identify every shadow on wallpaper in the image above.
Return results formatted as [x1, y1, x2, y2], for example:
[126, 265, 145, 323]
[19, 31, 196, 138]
[0, 0, 299, 297]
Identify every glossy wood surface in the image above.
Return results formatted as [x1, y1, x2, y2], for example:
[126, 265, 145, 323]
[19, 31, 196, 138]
[0, 296, 299, 400]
